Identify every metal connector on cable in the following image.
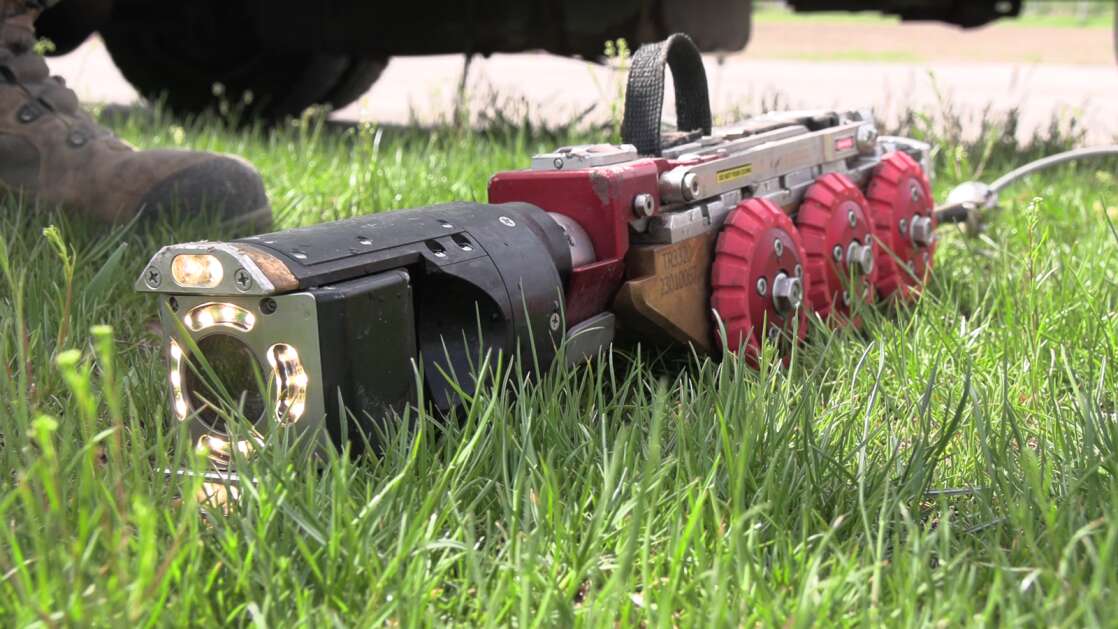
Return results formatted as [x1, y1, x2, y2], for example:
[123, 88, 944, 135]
[935, 145, 1118, 228]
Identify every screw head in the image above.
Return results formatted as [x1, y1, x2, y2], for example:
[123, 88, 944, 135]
[499, 216, 517, 228]
[773, 238, 784, 257]
[260, 298, 278, 315]
[898, 218, 908, 235]
[553, 157, 565, 170]
[549, 312, 562, 332]
[756, 276, 768, 296]
[233, 268, 253, 291]
[632, 193, 655, 218]
[848, 210, 857, 228]
[167, 297, 179, 312]
[682, 172, 701, 200]
[768, 326, 780, 342]
[795, 264, 803, 278]
[832, 245, 843, 262]
[910, 183, 921, 203]
[144, 267, 162, 288]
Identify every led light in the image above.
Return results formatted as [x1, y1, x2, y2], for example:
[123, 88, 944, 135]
[198, 434, 256, 457]
[197, 434, 260, 465]
[268, 343, 308, 424]
[171, 254, 224, 289]
[184, 303, 256, 332]
[169, 340, 189, 420]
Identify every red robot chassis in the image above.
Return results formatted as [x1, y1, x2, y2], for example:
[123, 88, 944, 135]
[489, 106, 936, 362]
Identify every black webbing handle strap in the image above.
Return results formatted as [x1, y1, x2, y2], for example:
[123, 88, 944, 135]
[621, 33, 713, 157]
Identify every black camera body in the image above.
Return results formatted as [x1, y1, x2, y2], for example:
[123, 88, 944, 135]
[138, 202, 571, 459]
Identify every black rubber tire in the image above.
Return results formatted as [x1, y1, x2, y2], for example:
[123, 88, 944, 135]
[97, 3, 385, 120]
[36, 0, 114, 55]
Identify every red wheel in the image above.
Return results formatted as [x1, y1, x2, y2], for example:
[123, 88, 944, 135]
[795, 173, 878, 324]
[866, 152, 937, 300]
[711, 198, 810, 363]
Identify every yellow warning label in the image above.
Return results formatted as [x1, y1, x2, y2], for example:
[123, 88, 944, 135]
[716, 163, 753, 184]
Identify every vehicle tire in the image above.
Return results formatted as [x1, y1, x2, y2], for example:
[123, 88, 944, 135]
[98, 3, 385, 120]
[36, 0, 114, 55]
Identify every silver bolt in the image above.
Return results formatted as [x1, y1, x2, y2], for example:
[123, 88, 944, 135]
[768, 326, 781, 342]
[553, 157, 564, 170]
[847, 241, 874, 275]
[898, 218, 908, 236]
[549, 312, 562, 332]
[682, 172, 701, 201]
[832, 245, 843, 262]
[144, 267, 161, 289]
[848, 210, 858, 228]
[771, 272, 803, 314]
[910, 183, 921, 203]
[632, 193, 655, 218]
[499, 216, 517, 228]
[233, 268, 253, 291]
[756, 276, 768, 296]
[773, 238, 784, 257]
[909, 216, 934, 246]
[795, 264, 803, 278]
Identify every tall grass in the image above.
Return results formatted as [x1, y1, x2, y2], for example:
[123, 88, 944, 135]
[0, 102, 1116, 625]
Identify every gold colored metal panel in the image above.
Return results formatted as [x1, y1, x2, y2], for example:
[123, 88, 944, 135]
[612, 232, 717, 353]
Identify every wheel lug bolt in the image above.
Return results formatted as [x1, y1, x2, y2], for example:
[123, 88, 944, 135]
[848, 210, 857, 227]
[847, 241, 874, 275]
[773, 238, 784, 257]
[771, 272, 803, 314]
[910, 216, 934, 246]
[756, 277, 768, 296]
[832, 245, 843, 262]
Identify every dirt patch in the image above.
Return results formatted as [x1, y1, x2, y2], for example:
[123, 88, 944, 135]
[743, 21, 1115, 66]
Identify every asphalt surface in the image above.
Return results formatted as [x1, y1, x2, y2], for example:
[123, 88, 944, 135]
[48, 21, 1118, 144]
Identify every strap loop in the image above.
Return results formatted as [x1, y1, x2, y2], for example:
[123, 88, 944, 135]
[621, 33, 712, 156]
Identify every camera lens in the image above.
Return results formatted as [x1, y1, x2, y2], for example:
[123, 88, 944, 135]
[183, 334, 266, 432]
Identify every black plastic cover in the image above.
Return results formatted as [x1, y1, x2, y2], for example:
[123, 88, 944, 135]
[312, 270, 417, 452]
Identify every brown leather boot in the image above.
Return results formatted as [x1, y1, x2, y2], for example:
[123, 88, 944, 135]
[0, 0, 271, 227]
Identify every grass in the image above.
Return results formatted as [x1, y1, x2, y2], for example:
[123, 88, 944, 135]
[1, 100, 1118, 625]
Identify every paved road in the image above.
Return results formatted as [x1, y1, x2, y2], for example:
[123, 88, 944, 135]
[48, 21, 1118, 144]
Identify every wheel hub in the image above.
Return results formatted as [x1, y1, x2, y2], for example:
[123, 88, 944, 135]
[711, 198, 810, 363]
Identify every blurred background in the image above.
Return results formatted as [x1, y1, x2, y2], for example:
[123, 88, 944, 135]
[45, 0, 1118, 143]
